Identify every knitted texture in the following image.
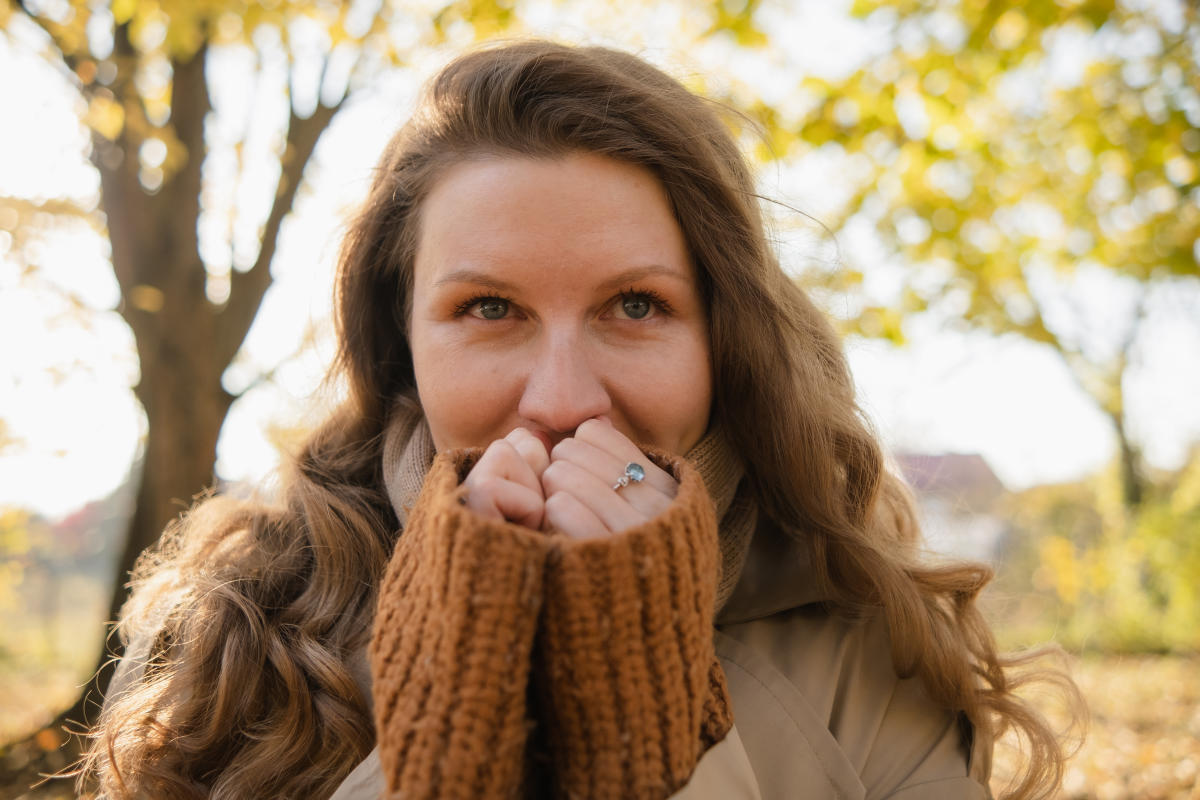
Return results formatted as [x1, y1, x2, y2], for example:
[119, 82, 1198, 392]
[370, 446, 733, 798]
[370, 454, 547, 799]
[535, 453, 733, 798]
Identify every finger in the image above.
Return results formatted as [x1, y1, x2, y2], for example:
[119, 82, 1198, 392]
[542, 458, 661, 534]
[505, 427, 550, 480]
[543, 488, 610, 540]
[462, 437, 547, 528]
[463, 475, 545, 529]
[468, 438, 542, 497]
[550, 435, 675, 499]
[548, 438, 674, 526]
[570, 419, 678, 501]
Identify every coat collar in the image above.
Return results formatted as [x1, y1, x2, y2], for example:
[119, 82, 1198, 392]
[715, 516, 823, 626]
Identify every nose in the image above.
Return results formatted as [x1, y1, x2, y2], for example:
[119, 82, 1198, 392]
[517, 328, 612, 438]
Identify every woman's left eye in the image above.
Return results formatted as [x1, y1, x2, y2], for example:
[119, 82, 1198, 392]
[474, 298, 510, 320]
[615, 292, 657, 320]
[455, 295, 512, 320]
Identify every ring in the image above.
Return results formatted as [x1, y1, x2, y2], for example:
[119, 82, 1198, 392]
[612, 462, 646, 491]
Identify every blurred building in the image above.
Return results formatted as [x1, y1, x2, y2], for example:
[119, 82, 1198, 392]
[895, 453, 1010, 564]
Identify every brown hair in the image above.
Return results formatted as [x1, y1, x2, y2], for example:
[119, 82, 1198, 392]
[85, 40, 1079, 798]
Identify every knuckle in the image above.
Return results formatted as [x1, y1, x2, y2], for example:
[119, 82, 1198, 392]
[541, 460, 570, 490]
[520, 438, 550, 466]
[550, 437, 578, 461]
[474, 474, 505, 497]
[481, 438, 516, 464]
[508, 427, 535, 449]
[575, 418, 604, 438]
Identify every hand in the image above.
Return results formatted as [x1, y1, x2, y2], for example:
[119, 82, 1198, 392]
[460, 427, 550, 529]
[541, 418, 678, 540]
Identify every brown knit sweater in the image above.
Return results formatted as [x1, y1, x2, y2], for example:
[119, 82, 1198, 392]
[369, 449, 733, 799]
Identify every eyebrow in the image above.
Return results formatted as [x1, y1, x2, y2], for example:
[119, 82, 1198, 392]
[433, 270, 519, 291]
[433, 264, 690, 291]
[596, 264, 691, 291]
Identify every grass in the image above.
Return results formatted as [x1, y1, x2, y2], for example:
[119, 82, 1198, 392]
[0, 574, 108, 744]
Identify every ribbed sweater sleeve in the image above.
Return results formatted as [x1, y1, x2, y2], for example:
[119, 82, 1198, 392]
[369, 452, 548, 799]
[534, 455, 734, 799]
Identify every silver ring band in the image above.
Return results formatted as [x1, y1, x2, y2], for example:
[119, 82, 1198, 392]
[612, 462, 646, 492]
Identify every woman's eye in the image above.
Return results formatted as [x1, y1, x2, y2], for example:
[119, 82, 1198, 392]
[471, 298, 509, 320]
[618, 294, 653, 320]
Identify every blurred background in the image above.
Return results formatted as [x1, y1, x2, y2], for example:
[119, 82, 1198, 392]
[1, 0, 1197, 797]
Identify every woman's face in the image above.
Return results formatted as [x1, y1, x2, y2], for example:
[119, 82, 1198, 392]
[409, 152, 712, 456]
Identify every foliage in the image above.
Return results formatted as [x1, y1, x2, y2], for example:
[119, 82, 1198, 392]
[770, 0, 1200, 507]
[0, 509, 37, 614]
[0, 509, 82, 616]
[992, 449, 1200, 653]
[787, 0, 1199, 321]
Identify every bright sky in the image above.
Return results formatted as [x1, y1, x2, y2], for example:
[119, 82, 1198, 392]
[2, 0, 1199, 519]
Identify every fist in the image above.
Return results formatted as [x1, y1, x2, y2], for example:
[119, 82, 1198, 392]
[462, 419, 678, 539]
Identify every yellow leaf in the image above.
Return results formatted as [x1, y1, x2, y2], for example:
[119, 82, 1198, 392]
[85, 94, 125, 140]
[112, 0, 137, 25]
[35, 728, 63, 751]
[130, 284, 165, 313]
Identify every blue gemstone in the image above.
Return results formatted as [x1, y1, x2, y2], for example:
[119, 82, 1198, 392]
[626, 463, 645, 482]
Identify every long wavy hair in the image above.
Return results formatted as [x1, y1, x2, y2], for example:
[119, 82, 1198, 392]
[84, 40, 1080, 799]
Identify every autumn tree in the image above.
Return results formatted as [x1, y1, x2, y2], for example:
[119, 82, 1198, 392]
[779, 0, 1199, 507]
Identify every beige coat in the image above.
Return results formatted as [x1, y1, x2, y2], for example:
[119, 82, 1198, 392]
[333, 518, 992, 800]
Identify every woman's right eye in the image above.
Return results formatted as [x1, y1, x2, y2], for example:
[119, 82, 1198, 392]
[470, 297, 509, 320]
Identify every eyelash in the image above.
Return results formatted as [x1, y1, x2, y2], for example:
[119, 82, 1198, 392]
[453, 293, 507, 317]
[615, 287, 673, 318]
[453, 288, 675, 318]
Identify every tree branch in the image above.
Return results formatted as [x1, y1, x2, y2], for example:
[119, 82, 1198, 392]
[169, 46, 211, 202]
[132, 45, 210, 293]
[91, 20, 148, 301]
[1021, 274, 1110, 406]
[0, 193, 100, 228]
[216, 98, 341, 369]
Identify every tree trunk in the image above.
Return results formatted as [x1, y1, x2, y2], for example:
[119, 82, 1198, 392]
[1110, 409, 1145, 509]
[45, 40, 231, 727]
[64, 309, 235, 721]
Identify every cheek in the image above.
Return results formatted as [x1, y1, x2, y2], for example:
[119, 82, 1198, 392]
[668, 347, 713, 442]
[411, 333, 520, 449]
[613, 335, 712, 449]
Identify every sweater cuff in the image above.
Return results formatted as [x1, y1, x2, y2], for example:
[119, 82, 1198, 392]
[370, 451, 549, 799]
[535, 455, 734, 798]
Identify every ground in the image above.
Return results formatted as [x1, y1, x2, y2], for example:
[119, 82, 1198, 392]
[3, 645, 1198, 798]
[990, 654, 1200, 800]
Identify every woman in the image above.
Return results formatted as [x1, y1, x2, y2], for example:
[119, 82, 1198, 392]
[85, 41, 1077, 799]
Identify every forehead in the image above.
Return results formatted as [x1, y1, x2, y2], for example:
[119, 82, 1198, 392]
[412, 152, 692, 284]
